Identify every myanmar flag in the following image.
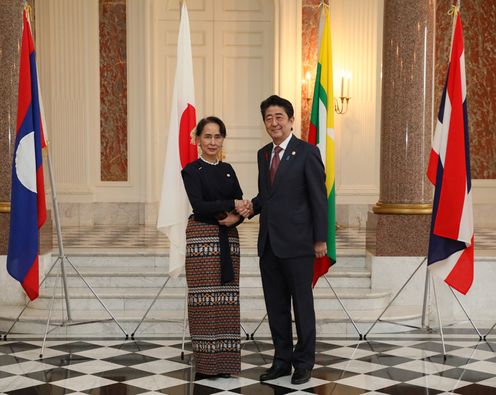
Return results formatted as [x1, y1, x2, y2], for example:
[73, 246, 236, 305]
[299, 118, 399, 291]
[308, 5, 336, 286]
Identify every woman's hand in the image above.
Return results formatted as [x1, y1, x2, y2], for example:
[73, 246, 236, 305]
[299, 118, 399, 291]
[218, 212, 241, 227]
[235, 199, 253, 218]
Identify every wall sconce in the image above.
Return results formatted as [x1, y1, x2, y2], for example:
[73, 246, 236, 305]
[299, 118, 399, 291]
[334, 71, 351, 114]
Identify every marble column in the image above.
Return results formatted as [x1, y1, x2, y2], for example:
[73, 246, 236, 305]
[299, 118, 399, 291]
[366, 0, 435, 256]
[0, 1, 25, 254]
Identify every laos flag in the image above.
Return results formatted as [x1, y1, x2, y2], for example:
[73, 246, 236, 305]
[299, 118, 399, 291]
[7, 9, 47, 301]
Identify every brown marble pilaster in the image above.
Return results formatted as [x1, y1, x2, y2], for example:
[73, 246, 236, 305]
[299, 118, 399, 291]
[301, 0, 321, 141]
[0, 1, 24, 254]
[100, 0, 128, 181]
[366, 0, 435, 256]
[436, 1, 496, 179]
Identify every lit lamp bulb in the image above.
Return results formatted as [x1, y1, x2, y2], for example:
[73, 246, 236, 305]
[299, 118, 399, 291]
[344, 71, 351, 98]
[305, 71, 312, 100]
[335, 70, 352, 114]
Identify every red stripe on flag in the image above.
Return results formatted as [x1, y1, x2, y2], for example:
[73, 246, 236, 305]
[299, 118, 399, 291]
[37, 166, 47, 228]
[308, 123, 317, 145]
[434, 17, 466, 240]
[312, 256, 330, 287]
[427, 150, 438, 185]
[16, 14, 32, 133]
[21, 256, 39, 301]
[178, 103, 197, 169]
[40, 117, 47, 149]
[444, 237, 474, 295]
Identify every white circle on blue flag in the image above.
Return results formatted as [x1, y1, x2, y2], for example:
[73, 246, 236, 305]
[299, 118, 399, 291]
[15, 131, 37, 193]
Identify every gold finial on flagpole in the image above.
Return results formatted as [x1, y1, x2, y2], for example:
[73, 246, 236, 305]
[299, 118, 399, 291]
[448, 4, 460, 16]
[23, 3, 32, 23]
[179, 0, 186, 18]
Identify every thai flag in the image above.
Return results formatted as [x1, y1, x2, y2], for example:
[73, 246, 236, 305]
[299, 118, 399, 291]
[7, 10, 47, 301]
[427, 10, 473, 295]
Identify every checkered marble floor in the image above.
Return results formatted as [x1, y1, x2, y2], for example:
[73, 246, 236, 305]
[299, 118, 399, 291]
[1, 334, 496, 394]
[55, 222, 368, 253]
[56, 223, 496, 255]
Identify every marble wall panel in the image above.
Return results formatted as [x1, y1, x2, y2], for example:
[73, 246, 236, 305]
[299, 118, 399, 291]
[301, 0, 321, 141]
[100, 0, 128, 181]
[435, 1, 495, 179]
[0, 3, 24, 203]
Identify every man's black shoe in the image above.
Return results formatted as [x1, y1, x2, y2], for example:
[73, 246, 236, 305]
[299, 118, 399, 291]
[259, 366, 291, 381]
[291, 369, 312, 385]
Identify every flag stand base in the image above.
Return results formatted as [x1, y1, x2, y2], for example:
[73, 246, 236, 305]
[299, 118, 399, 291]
[249, 275, 363, 340]
[482, 319, 496, 340]
[485, 329, 496, 340]
[3, 148, 128, 354]
[363, 257, 482, 356]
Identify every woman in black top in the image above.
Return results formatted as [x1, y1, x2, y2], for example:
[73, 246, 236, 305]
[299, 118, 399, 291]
[181, 116, 245, 379]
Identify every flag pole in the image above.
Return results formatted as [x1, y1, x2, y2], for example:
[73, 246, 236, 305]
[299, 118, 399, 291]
[46, 146, 73, 322]
[431, 276, 447, 356]
[364, 257, 427, 339]
[36, 129, 130, 346]
[306, 0, 361, 339]
[366, 0, 482, 344]
[4, 7, 128, 344]
[130, 0, 189, 340]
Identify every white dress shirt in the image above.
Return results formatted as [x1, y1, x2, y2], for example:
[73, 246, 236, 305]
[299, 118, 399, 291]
[270, 133, 293, 165]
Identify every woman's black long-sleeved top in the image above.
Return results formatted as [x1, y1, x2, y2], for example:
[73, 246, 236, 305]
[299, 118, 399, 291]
[181, 159, 243, 284]
[181, 159, 243, 223]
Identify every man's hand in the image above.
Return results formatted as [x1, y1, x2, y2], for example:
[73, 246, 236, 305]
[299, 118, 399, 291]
[235, 199, 253, 218]
[314, 241, 327, 258]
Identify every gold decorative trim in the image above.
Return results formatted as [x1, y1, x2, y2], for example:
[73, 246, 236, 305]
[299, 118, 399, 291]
[0, 202, 11, 213]
[372, 202, 432, 215]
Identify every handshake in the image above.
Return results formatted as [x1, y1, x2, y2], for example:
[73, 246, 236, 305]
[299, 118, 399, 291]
[235, 199, 254, 218]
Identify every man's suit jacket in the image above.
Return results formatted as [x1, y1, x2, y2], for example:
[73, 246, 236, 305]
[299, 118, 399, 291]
[252, 135, 328, 258]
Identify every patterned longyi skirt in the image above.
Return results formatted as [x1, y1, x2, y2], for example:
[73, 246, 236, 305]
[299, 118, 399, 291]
[185, 218, 241, 375]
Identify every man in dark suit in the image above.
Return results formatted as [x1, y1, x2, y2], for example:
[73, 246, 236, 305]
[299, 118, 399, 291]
[243, 95, 328, 384]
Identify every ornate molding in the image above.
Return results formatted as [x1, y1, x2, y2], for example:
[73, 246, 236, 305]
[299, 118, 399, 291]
[0, 202, 11, 213]
[372, 202, 432, 215]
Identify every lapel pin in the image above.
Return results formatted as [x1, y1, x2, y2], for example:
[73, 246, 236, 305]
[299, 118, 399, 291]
[227, 173, 231, 177]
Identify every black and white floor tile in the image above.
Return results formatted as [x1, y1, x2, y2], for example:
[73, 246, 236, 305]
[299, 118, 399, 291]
[56, 224, 495, 254]
[56, 223, 369, 252]
[1, 335, 496, 394]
